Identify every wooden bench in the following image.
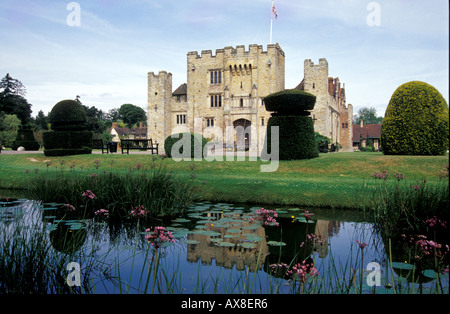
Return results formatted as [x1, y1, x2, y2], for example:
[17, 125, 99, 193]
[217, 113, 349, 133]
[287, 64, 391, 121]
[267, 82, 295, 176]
[120, 139, 159, 155]
[91, 139, 110, 154]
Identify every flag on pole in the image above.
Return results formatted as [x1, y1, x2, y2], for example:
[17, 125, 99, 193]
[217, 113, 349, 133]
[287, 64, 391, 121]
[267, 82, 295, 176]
[272, 2, 278, 19]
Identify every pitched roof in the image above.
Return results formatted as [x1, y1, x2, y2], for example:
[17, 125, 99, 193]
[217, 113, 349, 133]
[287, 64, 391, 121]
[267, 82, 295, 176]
[173, 83, 187, 96]
[353, 124, 382, 142]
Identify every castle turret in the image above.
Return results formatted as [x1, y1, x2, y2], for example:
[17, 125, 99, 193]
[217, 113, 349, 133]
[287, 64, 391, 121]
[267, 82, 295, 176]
[147, 71, 172, 152]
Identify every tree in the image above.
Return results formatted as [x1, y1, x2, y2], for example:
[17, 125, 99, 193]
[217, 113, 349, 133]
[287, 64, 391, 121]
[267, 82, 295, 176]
[34, 110, 49, 130]
[0, 73, 32, 123]
[118, 104, 147, 128]
[0, 113, 21, 148]
[0, 73, 26, 97]
[353, 107, 383, 125]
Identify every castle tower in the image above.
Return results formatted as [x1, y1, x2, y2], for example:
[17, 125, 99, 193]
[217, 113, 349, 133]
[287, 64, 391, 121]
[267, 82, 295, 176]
[147, 71, 172, 152]
[303, 58, 333, 141]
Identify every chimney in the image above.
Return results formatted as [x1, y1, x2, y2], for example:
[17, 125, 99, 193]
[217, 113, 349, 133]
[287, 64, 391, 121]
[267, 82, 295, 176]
[360, 119, 364, 128]
[112, 122, 118, 129]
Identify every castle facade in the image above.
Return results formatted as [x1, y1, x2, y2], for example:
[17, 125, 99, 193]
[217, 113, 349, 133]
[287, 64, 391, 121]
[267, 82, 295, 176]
[147, 44, 353, 154]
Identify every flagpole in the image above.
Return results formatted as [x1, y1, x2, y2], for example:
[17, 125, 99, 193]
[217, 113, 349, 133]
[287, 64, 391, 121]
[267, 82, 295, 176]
[270, 0, 273, 44]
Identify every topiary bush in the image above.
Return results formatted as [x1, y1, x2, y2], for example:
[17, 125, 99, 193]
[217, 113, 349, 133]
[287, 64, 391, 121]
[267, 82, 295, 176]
[381, 81, 449, 155]
[164, 132, 208, 158]
[12, 125, 40, 150]
[262, 90, 319, 160]
[43, 99, 93, 156]
[264, 89, 316, 116]
[265, 116, 318, 160]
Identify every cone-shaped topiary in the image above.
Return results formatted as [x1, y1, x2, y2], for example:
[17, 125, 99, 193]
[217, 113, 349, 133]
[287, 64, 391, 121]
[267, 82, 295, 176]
[12, 125, 40, 150]
[43, 99, 93, 156]
[381, 81, 449, 155]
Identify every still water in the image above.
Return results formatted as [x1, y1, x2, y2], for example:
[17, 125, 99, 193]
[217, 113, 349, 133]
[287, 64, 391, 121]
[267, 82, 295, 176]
[1, 198, 448, 294]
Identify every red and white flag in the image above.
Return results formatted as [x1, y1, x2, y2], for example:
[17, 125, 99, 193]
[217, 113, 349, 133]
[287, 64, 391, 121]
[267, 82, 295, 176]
[272, 1, 278, 19]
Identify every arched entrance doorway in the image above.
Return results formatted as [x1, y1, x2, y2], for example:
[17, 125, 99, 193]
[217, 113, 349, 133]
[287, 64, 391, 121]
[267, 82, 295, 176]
[233, 119, 251, 151]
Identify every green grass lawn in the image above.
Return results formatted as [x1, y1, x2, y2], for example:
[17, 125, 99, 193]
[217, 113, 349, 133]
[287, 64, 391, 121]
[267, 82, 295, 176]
[0, 151, 448, 209]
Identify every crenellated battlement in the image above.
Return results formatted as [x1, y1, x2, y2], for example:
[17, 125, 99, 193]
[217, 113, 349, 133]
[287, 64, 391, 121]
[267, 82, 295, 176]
[187, 43, 284, 60]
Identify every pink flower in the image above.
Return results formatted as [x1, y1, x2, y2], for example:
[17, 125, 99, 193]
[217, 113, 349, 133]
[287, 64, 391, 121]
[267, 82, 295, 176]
[302, 211, 314, 221]
[130, 205, 148, 218]
[145, 226, 175, 249]
[82, 190, 97, 199]
[94, 209, 109, 216]
[412, 185, 420, 190]
[63, 204, 76, 211]
[356, 240, 368, 250]
[250, 208, 279, 226]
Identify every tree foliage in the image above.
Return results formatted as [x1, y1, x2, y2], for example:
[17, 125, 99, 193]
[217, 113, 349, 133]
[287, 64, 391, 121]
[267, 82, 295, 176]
[119, 104, 147, 128]
[0, 73, 32, 123]
[353, 106, 383, 125]
[381, 81, 449, 155]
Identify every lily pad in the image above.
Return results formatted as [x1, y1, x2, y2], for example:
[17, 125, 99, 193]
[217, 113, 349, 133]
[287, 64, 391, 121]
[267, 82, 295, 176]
[227, 228, 241, 234]
[172, 218, 191, 223]
[245, 235, 262, 242]
[215, 241, 235, 247]
[185, 240, 200, 245]
[391, 262, 414, 270]
[267, 241, 286, 247]
[238, 242, 257, 249]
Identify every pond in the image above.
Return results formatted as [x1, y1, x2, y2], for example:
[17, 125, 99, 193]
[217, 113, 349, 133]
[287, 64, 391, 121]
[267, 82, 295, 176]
[1, 198, 448, 294]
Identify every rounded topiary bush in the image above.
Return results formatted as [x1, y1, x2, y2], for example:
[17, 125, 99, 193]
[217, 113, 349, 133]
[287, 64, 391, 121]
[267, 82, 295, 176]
[381, 81, 449, 155]
[49, 99, 87, 131]
[43, 99, 92, 156]
[264, 90, 316, 116]
[164, 132, 208, 158]
[262, 90, 319, 160]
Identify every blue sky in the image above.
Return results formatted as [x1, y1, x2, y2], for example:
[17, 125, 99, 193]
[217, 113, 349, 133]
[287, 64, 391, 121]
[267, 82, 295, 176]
[0, 0, 448, 118]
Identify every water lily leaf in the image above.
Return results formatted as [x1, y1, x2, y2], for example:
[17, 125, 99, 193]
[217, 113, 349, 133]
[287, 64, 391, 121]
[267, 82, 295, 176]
[275, 210, 288, 214]
[242, 224, 260, 230]
[224, 234, 239, 238]
[422, 269, 439, 279]
[288, 208, 301, 212]
[391, 262, 414, 270]
[185, 240, 200, 245]
[172, 218, 191, 223]
[215, 241, 235, 247]
[267, 241, 286, 247]
[238, 242, 257, 249]
[227, 228, 241, 234]
[245, 235, 262, 242]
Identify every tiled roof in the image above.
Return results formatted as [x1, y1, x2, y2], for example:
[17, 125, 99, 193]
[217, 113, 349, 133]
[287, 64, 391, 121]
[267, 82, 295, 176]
[353, 124, 381, 142]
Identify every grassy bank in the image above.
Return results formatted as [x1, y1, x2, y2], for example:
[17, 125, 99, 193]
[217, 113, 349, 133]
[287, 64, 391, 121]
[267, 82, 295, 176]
[0, 152, 448, 209]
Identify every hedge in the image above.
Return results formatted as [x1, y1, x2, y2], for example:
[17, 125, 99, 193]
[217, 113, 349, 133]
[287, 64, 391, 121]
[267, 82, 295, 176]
[381, 81, 449, 155]
[164, 132, 208, 158]
[12, 125, 40, 150]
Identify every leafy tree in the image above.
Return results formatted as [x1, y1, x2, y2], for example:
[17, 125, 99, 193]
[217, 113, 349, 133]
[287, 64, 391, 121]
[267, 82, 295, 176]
[119, 104, 147, 128]
[34, 110, 49, 130]
[0, 73, 32, 123]
[0, 113, 21, 147]
[353, 106, 383, 125]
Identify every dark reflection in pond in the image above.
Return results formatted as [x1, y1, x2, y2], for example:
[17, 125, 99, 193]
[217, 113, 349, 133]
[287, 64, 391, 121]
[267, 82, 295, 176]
[1, 198, 448, 294]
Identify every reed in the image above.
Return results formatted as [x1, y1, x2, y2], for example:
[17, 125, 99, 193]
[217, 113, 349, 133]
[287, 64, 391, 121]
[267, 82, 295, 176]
[27, 166, 198, 219]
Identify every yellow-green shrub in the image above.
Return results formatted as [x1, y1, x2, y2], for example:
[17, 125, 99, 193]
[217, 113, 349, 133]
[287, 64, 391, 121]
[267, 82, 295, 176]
[381, 81, 449, 155]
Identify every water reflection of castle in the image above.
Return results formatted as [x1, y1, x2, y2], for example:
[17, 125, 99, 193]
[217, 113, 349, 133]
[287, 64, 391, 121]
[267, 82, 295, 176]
[185, 210, 343, 270]
[186, 212, 269, 272]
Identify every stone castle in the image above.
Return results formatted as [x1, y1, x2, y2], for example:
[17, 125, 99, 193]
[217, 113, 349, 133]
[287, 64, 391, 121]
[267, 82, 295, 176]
[147, 43, 353, 154]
